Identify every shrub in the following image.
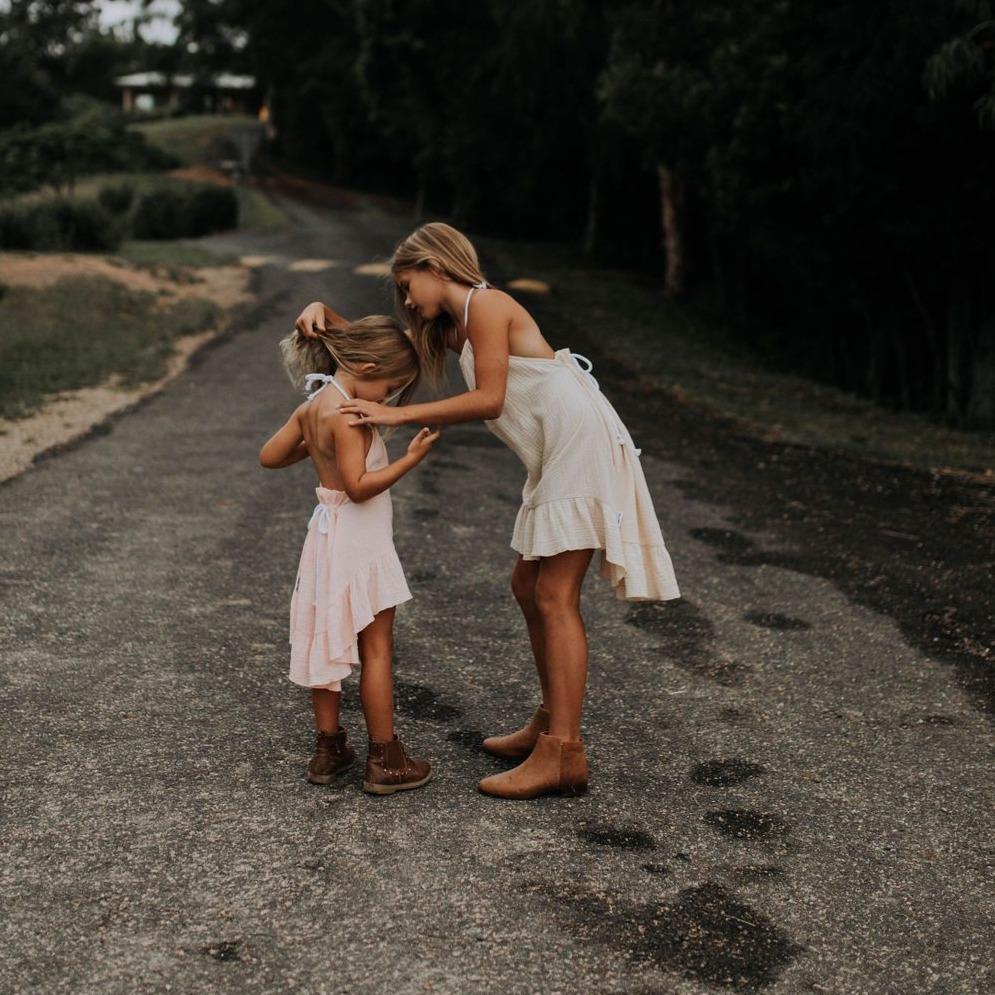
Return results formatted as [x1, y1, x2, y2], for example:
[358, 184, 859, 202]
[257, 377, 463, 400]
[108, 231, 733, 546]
[130, 183, 239, 240]
[0, 198, 120, 251]
[49, 199, 121, 251]
[97, 182, 135, 215]
[0, 202, 44, 249]
[129, 185, 188, 239]
[184, 185, 238, 235]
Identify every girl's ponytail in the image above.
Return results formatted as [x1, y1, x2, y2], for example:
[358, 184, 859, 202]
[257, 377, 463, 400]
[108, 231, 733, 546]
[279, 327, 338, 392]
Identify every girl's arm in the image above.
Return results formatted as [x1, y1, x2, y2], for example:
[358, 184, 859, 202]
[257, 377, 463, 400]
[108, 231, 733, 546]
[338, 293, 510, 427]
[295, 300, 351, 338]
[333, 418, 440, 502]
[259, 411, 307, 469]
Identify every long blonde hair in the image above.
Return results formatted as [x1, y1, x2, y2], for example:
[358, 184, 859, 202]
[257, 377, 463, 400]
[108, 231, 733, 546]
[279, 315, 420, 410]
[389, 222, 489, 386]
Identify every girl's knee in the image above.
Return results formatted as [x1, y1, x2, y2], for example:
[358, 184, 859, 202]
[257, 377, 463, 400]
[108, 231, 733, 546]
[533, 578, 579, 618]
[511, 574, 536, 606]
[511, 565, 538, 606]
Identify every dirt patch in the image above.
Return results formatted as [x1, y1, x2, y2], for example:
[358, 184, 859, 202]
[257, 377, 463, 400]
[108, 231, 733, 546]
[0, 252, 252, 483]
[167, 165, 233, 187]
[0, 252, 248, 310]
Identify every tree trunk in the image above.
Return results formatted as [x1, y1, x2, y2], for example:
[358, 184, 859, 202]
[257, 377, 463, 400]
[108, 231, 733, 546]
[657, 162, 685, 298]
[902, 269, 943, 413]
[583, 169, 600, 257]
[946, 276, 973, 424]
[413, 174, 427, 222]
[890, 325, 912, 410]
[966, 315, 995, 427]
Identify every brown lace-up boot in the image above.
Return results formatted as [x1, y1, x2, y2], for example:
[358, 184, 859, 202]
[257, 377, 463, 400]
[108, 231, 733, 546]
[363, 735, 433, 795]
[482, 704, 550, 759]
[306, 727, 356, 784]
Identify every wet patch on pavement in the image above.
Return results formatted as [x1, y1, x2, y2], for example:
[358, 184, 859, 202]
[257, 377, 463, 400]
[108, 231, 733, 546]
[704, 810, 790, 842]
[898, 712, 959, 728]
[690, 527, 758, 559]
[641, 863, 671, 875]
[627, 599, 750, 686]
[446, 728, 487, 751]
[580, 826, 656, 851]
[729, 865, 785, 884]
[551, 881, 801, 991]
[202, 940, 242, 962]
[393, 680, 462, 723]
[743, 610, 812, 631]
[692, 759, 765, 787]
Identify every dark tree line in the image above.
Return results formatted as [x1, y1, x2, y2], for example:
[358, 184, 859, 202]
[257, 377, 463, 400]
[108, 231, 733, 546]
[6, 0, 993, 427]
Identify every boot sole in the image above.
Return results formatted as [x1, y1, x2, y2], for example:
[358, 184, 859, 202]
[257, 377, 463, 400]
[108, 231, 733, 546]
[307, 756, 356, 785]
[362, 769, 434, 795]
[478, 781, 588, 799]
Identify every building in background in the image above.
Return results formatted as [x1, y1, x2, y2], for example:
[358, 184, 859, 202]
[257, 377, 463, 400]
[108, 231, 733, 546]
[115, 72, 259, 115]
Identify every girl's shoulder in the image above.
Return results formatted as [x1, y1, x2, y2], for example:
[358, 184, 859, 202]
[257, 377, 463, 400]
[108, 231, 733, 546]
[467, 285, 518, 326]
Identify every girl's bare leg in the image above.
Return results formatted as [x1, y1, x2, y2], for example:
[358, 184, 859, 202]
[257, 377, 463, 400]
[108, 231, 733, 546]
[358, 606, 396, 743]
[510, 555, 548, 705]
[534, 549, 594, 741]
[311, 689, 341, 733]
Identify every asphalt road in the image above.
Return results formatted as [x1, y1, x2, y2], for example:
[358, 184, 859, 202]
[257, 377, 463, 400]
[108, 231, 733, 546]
[2, 182, 993, 995]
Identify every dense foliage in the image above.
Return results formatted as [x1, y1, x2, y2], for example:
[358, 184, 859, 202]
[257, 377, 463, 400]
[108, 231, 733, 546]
[3, 0, 994, 425]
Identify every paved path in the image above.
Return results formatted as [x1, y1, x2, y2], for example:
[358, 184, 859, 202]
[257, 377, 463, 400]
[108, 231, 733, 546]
[2, 185, 992, 994]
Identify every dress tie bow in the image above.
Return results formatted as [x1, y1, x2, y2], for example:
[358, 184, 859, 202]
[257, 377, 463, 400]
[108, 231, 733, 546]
[309, 503, 338, 535]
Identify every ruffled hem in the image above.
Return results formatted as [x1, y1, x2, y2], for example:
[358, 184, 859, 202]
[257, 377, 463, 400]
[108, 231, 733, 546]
[512, 496, 680, 602]
[289, 548, 412, 689]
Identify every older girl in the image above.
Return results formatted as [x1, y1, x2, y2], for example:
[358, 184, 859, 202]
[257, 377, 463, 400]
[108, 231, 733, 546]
[294, 224, 680, 799]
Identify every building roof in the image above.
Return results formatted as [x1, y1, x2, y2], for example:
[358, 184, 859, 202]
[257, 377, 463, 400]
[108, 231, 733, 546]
[114, 72, 256, 90]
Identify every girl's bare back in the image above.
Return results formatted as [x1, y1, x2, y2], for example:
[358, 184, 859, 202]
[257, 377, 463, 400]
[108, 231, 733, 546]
[298, 390, 373, 491]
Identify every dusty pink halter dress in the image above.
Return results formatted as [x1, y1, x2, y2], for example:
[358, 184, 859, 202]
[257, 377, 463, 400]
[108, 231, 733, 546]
[288, 375, 412, 691]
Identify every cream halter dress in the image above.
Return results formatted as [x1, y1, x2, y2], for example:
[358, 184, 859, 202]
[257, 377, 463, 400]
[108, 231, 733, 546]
[458, 284, 680, 602]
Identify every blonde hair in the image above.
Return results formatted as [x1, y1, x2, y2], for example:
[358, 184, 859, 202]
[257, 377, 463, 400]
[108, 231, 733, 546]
[389, 222, 489, 386]
[279, 314, 420, 411]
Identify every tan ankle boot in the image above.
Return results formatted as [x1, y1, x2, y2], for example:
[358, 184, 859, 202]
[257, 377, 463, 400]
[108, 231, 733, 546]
[363, 735, 433, 795]
[478, 732, 588, 799]
[482, 705, 550, 759]
[307, 727, 356, 784]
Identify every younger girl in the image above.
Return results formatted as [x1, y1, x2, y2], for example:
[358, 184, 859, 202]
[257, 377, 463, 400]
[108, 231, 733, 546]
[259, 315, 439, 794]
[295, 223, 681, 800]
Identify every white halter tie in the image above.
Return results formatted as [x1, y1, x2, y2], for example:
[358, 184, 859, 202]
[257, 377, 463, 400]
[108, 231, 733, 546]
[303, 373, 352, 401]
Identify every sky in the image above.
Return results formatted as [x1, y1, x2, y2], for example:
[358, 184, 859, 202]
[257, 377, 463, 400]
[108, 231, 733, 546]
[95, 0, 180, 44]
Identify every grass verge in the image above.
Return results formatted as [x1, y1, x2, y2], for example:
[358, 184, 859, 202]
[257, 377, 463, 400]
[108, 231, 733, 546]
[116, 240, 238, 269]
[0, 276, 219, 419]
[132, 115, 259, 167]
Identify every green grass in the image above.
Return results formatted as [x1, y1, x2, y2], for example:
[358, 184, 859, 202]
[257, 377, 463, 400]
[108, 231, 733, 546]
[132, 115, 258, 166]
[481, 237, 995, 476]
[115, 240, 238, 269]
[234, 185, 287, 231]
[0, 276, 220, 419]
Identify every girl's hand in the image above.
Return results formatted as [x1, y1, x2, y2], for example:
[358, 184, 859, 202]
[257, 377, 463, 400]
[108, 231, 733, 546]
[338, 398, 403, 427]
[407, 427, 441, 461]
[294, 301, 328, 339]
